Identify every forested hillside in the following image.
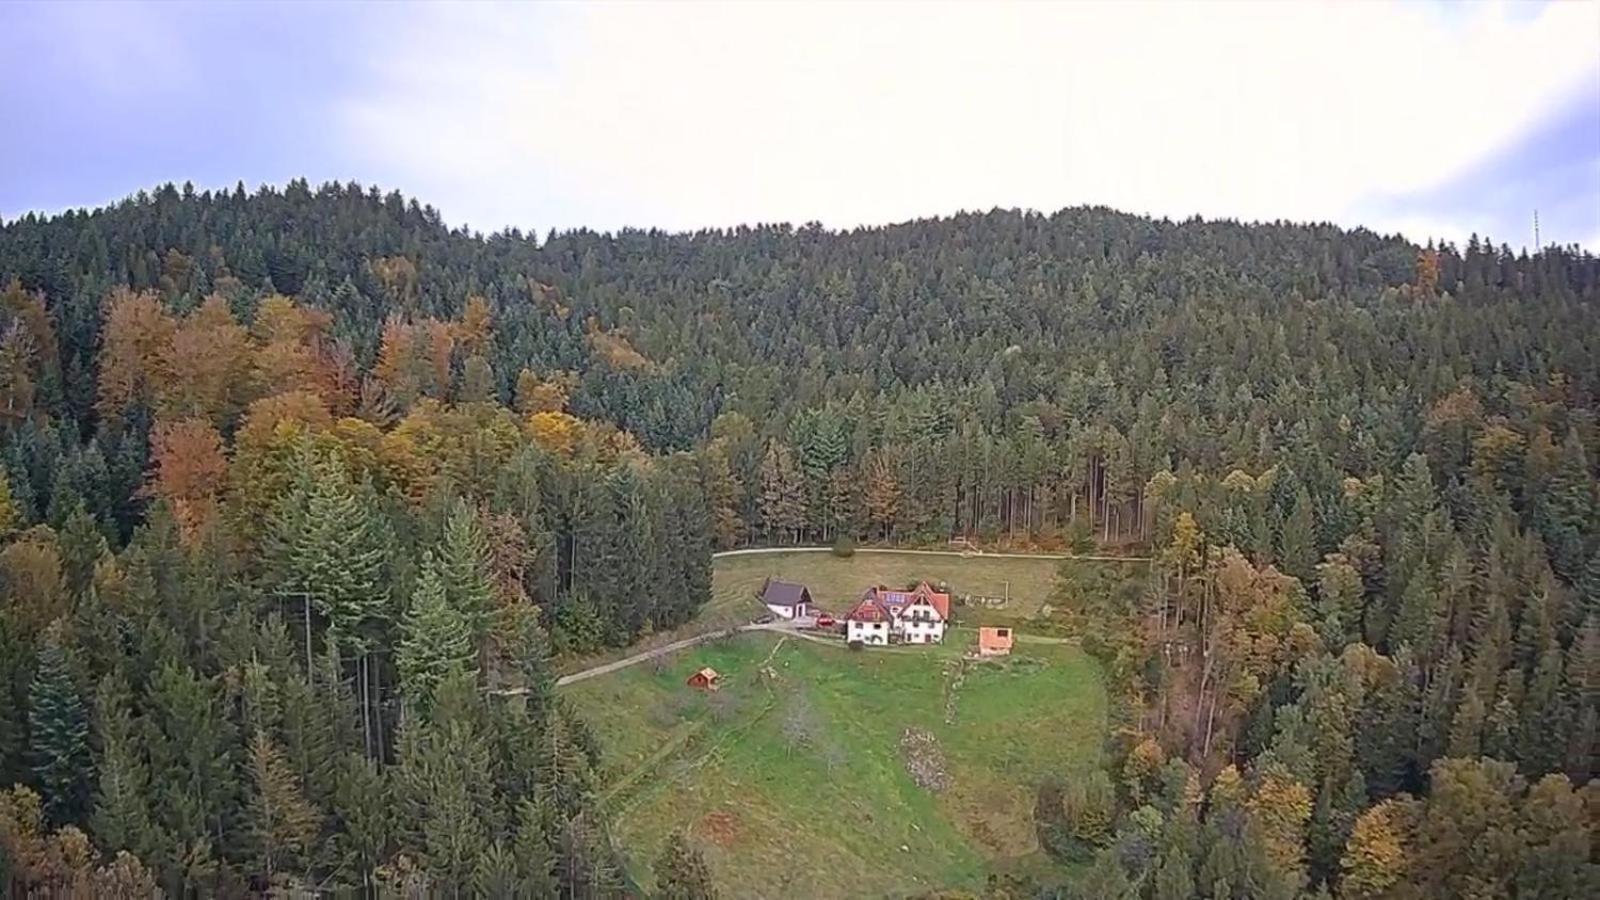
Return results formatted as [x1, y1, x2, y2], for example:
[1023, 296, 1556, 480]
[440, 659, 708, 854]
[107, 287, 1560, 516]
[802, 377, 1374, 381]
[0, 179, 1596, 897]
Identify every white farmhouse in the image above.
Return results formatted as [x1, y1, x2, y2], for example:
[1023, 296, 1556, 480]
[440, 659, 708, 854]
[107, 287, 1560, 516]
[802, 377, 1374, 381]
[844, 581, 951, 645]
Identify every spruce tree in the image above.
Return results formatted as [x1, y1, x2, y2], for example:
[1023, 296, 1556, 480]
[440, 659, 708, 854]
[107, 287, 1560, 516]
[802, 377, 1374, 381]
[28, 622, 91, 825]
[1278, 485, 1318, 582]
[0, 613, 28, 787]
[244, 730, 322, 884]
[438, 499, 495, 642]
[1150, 844, 1195, 900]
[89, 675, 155, 858]
[268, 454, 388, 664]
[142, 660, 238, 886]
[333, 752, 389, 892]
[1519, 643, 1568, 776]
[397, 552, 477, 714]
[511, 798, 559, 897]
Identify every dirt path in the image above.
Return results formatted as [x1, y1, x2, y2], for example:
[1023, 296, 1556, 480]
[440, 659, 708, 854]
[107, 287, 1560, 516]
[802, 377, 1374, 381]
[545, 621, 1074, 691]
[550, 622, 807, 688]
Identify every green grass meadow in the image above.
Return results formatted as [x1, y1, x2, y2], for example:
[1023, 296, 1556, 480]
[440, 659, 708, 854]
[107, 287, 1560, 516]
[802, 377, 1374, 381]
[565, 630, 1107, 897]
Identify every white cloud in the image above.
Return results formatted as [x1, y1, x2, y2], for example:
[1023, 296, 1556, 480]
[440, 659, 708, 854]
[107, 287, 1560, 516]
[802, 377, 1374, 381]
[345, 0, 1600, 245]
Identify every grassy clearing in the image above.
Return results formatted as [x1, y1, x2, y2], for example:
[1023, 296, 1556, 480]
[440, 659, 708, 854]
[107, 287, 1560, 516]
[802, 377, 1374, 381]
[565, 630, 1107, 898]
[709, 549, 1148, 628]
[556, 549, 1146, 676]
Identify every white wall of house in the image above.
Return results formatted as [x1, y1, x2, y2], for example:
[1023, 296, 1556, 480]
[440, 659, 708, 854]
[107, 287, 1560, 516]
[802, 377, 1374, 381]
[767, 602, 808, 619]
[848, 619, 889, 645]
[894, 599, 946, 644]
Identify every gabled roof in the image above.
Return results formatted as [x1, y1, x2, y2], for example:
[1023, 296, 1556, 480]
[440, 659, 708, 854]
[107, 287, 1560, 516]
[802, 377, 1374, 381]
[886, 581, 949, 620]
[844, 590, 894, 623]
[847, 581, 951, 623]
[760, 578, 811, 608]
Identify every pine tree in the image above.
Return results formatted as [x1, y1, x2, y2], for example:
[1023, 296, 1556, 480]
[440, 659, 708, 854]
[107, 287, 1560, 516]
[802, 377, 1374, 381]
[1561, 616, 1598, 783]
[0, 614, 26, 787]
[654, 829, 717, 899]
[510, 798, 559, 897]
[28, 623, 92, 826]
[1535, 430, 1594, 581]
[268, 454, 388, 663]
[758, 441, 804, 543]
[333, 752, 388, 893]
[88, 675, 155, 858]
[1061, 769, 1116, 850]
[1278, 485, 1318, 582]
[1150, 844, 1195, 900]
[390, 681, 494, 896]
[438, 499, 496, 642]
[1307, 768, 1365, 890]
[245, 730, 322, 884]
[1520, 642, 1568, 777]
[471, 839, 520, 896]
[1446, 683, 1486, 759]
[397, 553, 478, 714]
[142, 660, 238, 889]
[558, 809, 625, 899]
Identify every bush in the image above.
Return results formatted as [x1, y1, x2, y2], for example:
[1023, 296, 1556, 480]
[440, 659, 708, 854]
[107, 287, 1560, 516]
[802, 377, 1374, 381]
[832, 534, 856, 557]
[1062, 769, 1118, 848]
[1065, 517, 1096, 554]
[848, 639, 864, 652]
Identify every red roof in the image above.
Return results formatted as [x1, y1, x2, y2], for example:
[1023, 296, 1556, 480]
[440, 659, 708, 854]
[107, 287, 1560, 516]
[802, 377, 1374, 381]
[846, 582, 950, 622]
[910, 581, 951, 620]
[844, 592, 893, 623]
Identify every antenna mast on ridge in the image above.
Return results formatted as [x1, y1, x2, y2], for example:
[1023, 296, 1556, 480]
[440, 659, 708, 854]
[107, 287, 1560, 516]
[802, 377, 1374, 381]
[1533, 209, 1540, 250]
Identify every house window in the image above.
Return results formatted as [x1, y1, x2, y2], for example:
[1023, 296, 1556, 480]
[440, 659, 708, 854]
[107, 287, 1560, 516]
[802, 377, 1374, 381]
[997, 629, 1010, 638]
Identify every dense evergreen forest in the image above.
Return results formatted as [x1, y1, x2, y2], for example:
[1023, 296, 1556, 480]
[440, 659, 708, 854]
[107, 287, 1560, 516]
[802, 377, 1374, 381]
[0, 179, 1596, 896]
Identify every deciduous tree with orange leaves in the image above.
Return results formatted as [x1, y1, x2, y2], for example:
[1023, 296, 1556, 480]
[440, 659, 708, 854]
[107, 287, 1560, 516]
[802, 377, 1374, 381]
[96, 289, 176, 421]
[144, 418, 228, 542]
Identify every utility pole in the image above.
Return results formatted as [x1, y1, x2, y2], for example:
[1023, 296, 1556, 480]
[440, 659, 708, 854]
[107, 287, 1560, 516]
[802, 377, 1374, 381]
[1534, 209, 1540, 250]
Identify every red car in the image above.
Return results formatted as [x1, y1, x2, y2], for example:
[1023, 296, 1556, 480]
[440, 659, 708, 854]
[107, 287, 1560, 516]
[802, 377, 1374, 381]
[814, 614, 836, 628]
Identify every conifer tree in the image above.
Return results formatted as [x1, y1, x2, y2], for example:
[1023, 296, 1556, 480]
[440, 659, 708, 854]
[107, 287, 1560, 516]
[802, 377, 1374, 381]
[142, 660, 238, 890]
[510, 798, 559, 897]
[438, 499, 496, 642]
[1278, 485, 1318, 582]
[28, 622, 91, 826]
[332, 752, 388, 892]
[1150, 844, 1195, 900]
[244, 730, 322, 884]
[268, 453, 388, 665]
[89, 675, 155, 859]
[397, 552, 477, 714]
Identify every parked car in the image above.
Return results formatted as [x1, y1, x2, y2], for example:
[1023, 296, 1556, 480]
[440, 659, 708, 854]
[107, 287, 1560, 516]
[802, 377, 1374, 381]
[815, 614, 836, 628]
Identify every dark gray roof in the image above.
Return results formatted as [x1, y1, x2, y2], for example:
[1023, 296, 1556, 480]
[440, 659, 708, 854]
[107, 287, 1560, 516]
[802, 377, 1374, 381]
[760, 579, 811, 607]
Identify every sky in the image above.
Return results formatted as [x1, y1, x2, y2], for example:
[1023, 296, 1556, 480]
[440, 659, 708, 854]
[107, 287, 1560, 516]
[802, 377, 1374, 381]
[2, 0, 1597, 249]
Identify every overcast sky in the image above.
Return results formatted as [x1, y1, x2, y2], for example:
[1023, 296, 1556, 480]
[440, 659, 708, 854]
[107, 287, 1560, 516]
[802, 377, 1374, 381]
[3, 1, 1597, 249]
